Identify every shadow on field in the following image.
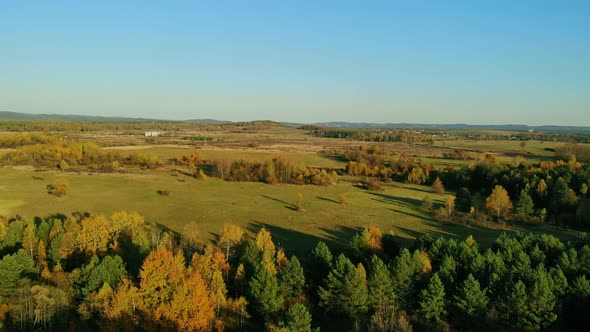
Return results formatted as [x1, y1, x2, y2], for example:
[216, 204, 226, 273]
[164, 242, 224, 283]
[316, 196, 339, 204]
[260, 195, 297, 211]
[246, 221, 361, 254]
[368, 191, 422, 207]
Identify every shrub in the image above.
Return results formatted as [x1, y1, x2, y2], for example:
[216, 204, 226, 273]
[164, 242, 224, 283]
[422, 196, 433, 210]
[47, 179, 70, 197]
[296, 193, 305, 211]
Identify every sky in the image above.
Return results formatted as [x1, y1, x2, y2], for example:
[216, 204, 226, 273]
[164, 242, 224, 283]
[1, 1, 589, 125]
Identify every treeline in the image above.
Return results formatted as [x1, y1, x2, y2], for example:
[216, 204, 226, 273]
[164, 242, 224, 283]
[0, 120, 281, 134]
[0, 135, 163, 170]
[177, 151, 338, 186]
[2, 214, 590, 331]
[337, 145, 434, 181]
[555, 143, 590, 162]
[334, 146, 590, 226]
[436, 157, 590, 226]
[303, 126, 434, 144]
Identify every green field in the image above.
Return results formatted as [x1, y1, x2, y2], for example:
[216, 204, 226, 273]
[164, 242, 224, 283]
[433, 139, 574, 158]
[103, 145, 346, 168]
[0, 167, 578, 252]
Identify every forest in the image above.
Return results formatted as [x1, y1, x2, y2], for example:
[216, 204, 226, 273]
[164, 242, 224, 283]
[1, 213, 590, 331]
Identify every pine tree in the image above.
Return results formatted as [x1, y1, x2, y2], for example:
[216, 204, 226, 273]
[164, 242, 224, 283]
[418, 273, 446, 323]
[284, 303, 313, 332]
[391, 249, 418, 309]
[248, 264, 283, 321]
[318, 254, 368, 320]
[279, 256, 305, 300]
[515, 190, 535, 219]
[500, 280, 529, 330]
[527, 269, 557, 329]
[437, 255, 457, 289]
[308, 241, 333, 289]
[454, 274, 488, 321]
[368, 255, 395, 312]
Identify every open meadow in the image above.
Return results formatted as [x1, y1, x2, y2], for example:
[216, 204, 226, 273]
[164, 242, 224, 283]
[0, 161, 579, 253]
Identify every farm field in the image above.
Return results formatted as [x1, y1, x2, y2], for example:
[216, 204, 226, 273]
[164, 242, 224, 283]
[0, 165, 578, 252]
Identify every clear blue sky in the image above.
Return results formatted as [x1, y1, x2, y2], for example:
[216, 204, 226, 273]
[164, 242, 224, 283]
[1, 1, 589, 125]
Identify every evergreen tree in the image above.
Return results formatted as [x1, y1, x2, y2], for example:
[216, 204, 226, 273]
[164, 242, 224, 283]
[437, 255, 457, 290]
[279, 256, 305, 300]
[367, 255, 395, 312]
[308, 241, 333, 290]
[391, 249, 418, 309]
[284, 303, 313, 332]
[418, 273, 446, 323]
[515, 190, 534, 219]
[453, 274, 489, 325]
[500, 280, 529, 330]
[249, 264, 283, 321]
[318, 254, 368, 320]
[455, 187, 472, 212]
[80, 255, 127, 297]
[527, 269, 557, 329]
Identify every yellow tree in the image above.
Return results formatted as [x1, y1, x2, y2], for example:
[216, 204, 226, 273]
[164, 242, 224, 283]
[407, 167, 428, 184]
[182, 222, 202, 251]
[536, 179, 548, 199]
[166, 270, 215, 331]
[76, 214, 115, 255]
[210, 270, 227, 317]
[432, 177, 445, 195]
[22, 222, 37, 260]
[111, 210, 145, 236]
[486, 185, 513, 219]
[139, 248, 185, 321]
[37, 240, 48, 273]
[218, 224, 244, 258]
[445, 195, 456, 217]
[102, 278, 142, 320]
[361, 225, 383, 252]
[48, 178, 70, 197]
[191, 245, 229, 283]
[255, 228, 277, 276]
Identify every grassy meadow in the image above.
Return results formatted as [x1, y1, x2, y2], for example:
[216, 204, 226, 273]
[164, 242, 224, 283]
[0, 165, 578, 252]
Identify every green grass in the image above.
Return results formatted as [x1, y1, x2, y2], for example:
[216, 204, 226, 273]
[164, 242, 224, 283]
[0, 199, 25, 215]
[103, 146, 345, 168]
[0, 167, 580, 252]
[432, 140, 578, 158]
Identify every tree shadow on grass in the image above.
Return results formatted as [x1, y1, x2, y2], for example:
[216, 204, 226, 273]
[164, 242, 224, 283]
[368, 191, 423, 208]
[403, 185, 436, 195]
[316, 196, 339, 204]
[260, 194, 297, 211]
[246, 221, 362, 255]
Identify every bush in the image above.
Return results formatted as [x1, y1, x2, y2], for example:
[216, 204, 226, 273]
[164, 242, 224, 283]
[296, 193, 305, 211]
[367, 181, 383, 191]
[338, 194, 347, 205]
[422, 196, 433, 210]
[47, 178, 70, 197]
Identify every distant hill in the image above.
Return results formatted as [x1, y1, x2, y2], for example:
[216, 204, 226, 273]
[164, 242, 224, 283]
[311, 122, 590, 133]
[1, 111, 589, 133]
[0, 111, 170, 123]
[183, 118, 233, 124]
